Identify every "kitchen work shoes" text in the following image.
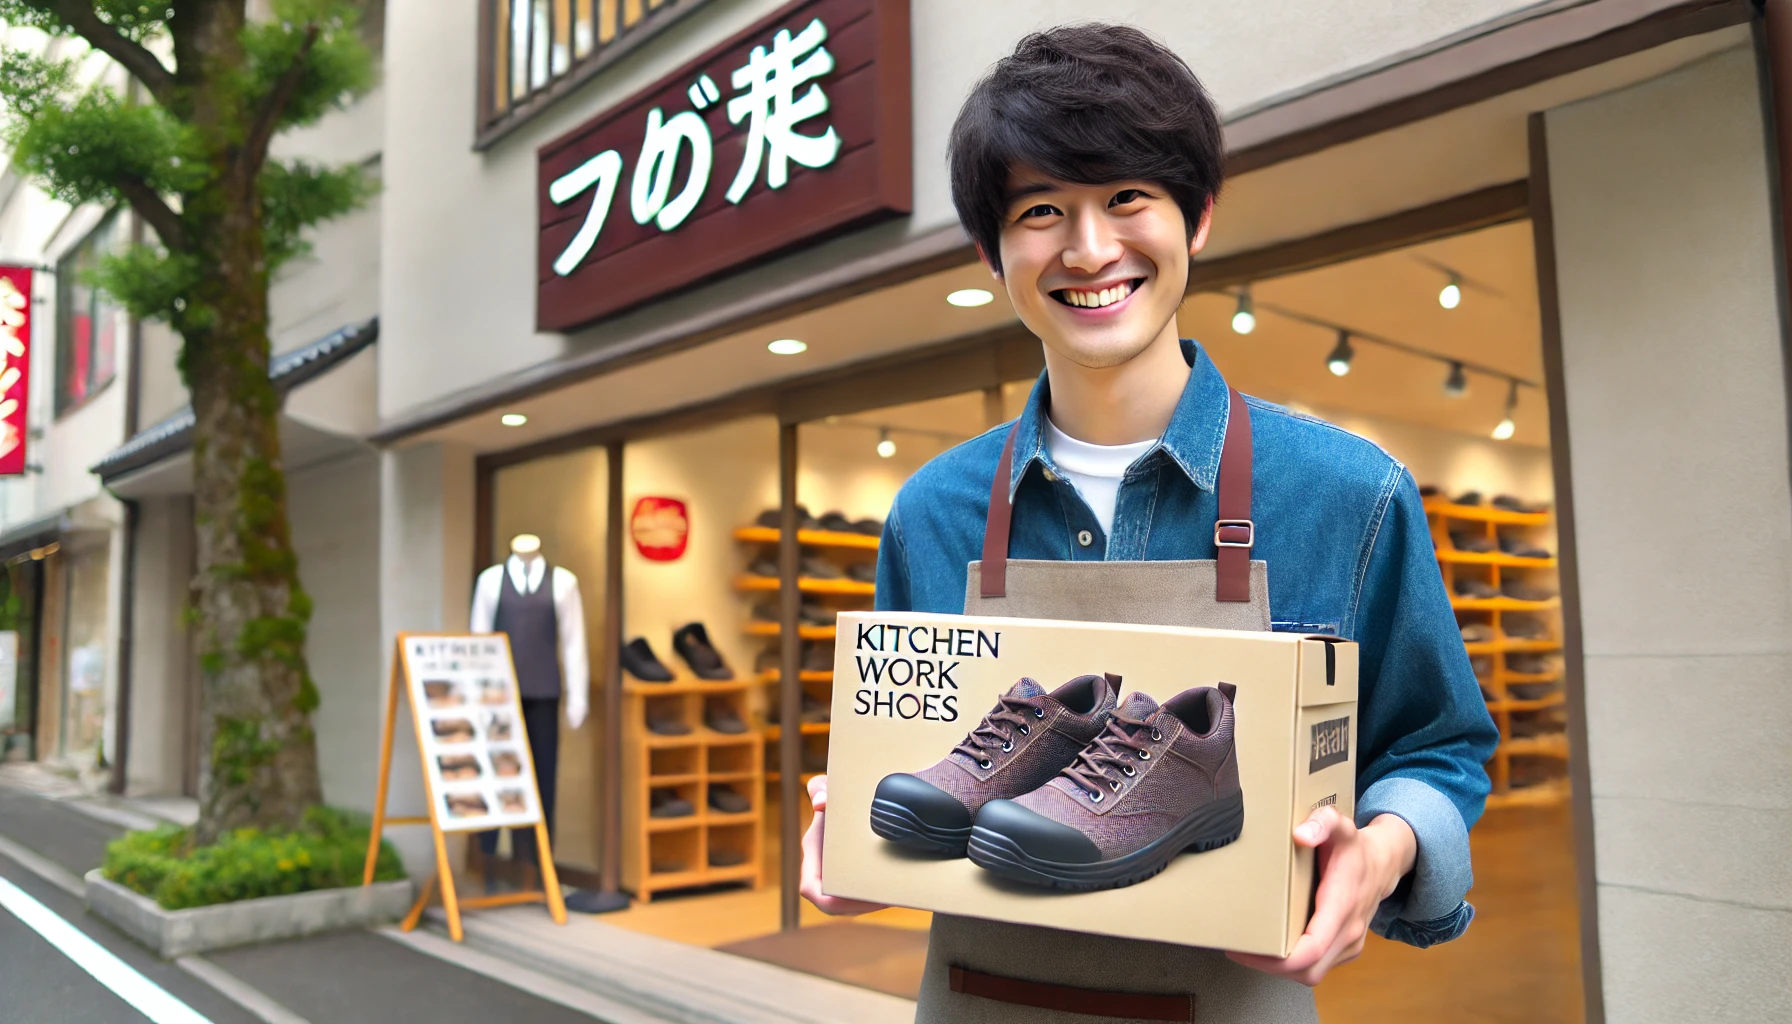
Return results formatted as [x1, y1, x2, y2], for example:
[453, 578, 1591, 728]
[870, 673, 1120, 857]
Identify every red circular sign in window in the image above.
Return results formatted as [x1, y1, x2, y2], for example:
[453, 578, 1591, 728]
[630, 496, 690, 562]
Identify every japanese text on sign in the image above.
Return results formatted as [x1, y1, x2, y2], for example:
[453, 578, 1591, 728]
[0, 268, 32, 477]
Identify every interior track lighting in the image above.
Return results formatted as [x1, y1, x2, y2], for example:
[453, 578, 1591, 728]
[1443, 362, 1468, 398]
[1231, 287, 1256, 335]
[876, 429, 896, 459]
[1326, 330, 1354, 377]
[1439, 274, 1462, 310]
[1491, 380, 1518, 440]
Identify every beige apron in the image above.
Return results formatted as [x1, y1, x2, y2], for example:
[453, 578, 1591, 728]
[914, 387, 1320, 1024]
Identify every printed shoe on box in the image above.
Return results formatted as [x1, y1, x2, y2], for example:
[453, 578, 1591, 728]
[968, 687, 1244, 892]
[870, 674, 1120, 857]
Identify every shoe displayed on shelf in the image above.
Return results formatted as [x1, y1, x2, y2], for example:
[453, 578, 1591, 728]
[845, 562, 877, 584]
[803, 643, 834, 673]
[853, 517, 884, 537]
[1455, 578, 1498, 600]
[751, 602, 779, 622]
[1507, 653, 1561, 676]
[673, 622, 734, 680]
[1501, 581, 1556, 602]
[1492, 494, 1547, 514]
[1419, 484, 1441, 498]
[1460, 623, 1495, 644]
[1453, 490, 1484, 506]
[967, 685, 1244, 891]
[799, 556, 844, 580]
[649, 789, 694, 818]
[748, 559, 778, 578]
[1498, 536, 1552, 559]
[799, 602, 834, 626]
[1507, 759, 1561, 789]
[704, 698, 749, 734]
[871, 674, 1120, 857]
[754, 506, 820, 531]
[622, 638, 675, 682]
[708, 788, 751, 814]
[1470, 656, 1493, 678]
[1507, 681, 1561, 701]
[1450, 531, 1497, 553]
[1503, 617, 1551, 640]
[763, 690, 830, 725]
[1509, 708, 1567, 738]
[708, 849, 749, 868]
[818, 511, 856, 533]
[646, 710, 692, 736]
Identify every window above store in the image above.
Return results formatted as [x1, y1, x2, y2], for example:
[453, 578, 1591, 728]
[477, 0, 716, 149]
[54, 212, 124, 419]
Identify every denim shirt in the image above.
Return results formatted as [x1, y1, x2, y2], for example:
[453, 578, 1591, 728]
[874, 339, 1500, 948]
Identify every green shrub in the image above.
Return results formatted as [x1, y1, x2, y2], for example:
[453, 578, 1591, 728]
[103, 806, 407, 910]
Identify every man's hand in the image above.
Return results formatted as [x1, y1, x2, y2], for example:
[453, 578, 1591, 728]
[1227, 808, 1416, 986]
[798, 774, 890, 916]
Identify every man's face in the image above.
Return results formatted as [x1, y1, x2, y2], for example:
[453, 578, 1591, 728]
[992, 170, 1209, 369]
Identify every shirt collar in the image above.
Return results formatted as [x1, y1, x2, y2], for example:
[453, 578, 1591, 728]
[1009, 338, 1230, 502]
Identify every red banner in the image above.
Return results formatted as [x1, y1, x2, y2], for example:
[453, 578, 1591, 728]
[0, 267, 30, 476]
[630, 496, 690, 562]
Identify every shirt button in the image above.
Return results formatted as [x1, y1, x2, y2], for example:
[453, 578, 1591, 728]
[1077, 530, 1094, 548]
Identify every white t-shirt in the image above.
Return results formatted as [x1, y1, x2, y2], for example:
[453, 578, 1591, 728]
[1045, 417, 1158, 538]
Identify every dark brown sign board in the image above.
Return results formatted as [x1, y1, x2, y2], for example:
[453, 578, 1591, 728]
[537, 0, 912, 331]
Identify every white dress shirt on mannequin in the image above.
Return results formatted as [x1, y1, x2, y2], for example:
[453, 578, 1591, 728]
[471, 554, 589, 728]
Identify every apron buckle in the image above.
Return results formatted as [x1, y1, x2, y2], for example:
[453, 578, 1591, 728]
[1214, 519, 1254, 548]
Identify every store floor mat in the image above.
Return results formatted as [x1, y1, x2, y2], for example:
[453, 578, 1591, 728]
[717, 922, 930, 999]
[1316, 802, 1585, 1024]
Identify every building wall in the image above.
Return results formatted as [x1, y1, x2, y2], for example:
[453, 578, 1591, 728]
[124, 496, 194, 795]
[378, 0, 1545, 420]
[1545, 45, 1792, 1023]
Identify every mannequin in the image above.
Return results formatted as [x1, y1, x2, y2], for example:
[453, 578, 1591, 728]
[470, 533, 588, 874]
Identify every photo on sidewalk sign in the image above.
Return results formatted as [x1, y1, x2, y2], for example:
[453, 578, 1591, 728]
[400, 635, 543, 833]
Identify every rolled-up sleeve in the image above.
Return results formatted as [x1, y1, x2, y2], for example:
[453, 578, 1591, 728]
[1348, 468, 1501, 946]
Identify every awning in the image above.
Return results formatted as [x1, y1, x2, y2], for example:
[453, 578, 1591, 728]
[0, 507, 71, 561]
[91, 317, 379, 484]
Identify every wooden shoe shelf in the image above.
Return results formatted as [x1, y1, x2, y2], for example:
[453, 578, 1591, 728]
[1425, 496, 1570, 809]
[735, 521, 879, 811]
[620, 677, 763, 901]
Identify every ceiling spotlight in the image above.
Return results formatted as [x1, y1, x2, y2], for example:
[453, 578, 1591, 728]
[1492, 380, 1518, 440]
[876, 429, 896, 459]
[500, 413, 528, 427]
[947, 288, 994, 307]
[1326, 330, 1354, 377]
[767, 338, 807, 355]
[1443, 362, 1468, 398]
[1439, 274, 1462, 310]
[1231, 287, 1256, 335]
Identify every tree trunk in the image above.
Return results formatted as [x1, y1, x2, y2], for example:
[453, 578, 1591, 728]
[178, 4, 323, 842]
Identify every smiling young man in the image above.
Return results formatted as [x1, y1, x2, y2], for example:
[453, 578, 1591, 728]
[799, 23, 1499, 1019]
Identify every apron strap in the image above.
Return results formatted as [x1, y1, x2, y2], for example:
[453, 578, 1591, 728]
[979, 387, 1255, 602]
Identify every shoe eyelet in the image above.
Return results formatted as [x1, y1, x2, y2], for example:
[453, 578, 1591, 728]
[1109, 780, 1122, 793]
[1000, 739, 1013, 753]
[978, 759, 992, 770]
[1123, 765, 1136, 777]
[1034, 707, 1045, 719]
[1137, 750, 1151, 760]
[1018, 724, 1029, 736]
[1088, 790, 1103, 803]
[1150, 729, 1162, 742]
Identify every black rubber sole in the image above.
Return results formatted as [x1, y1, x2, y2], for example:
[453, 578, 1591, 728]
[871, 797, 972, 856]
[967, 789, 1245, 891]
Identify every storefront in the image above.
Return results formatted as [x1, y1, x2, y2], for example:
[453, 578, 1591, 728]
[373, 0, 1792, 1020]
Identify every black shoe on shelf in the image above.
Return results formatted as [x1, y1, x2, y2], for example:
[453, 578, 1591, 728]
[649, 789, 694, 818]
[1450, 531, 1497, 553]
[673, 622, 733, 680]
[754, 506, 819, 531]
[799, 556, 843, 580]
[799, 602, 834, 626]
[1507, 681, 1561, 701]
[708, 788, 751, 814]
[1503, 617, 1550, 640]
[748, 559, 778, 578]
[1455, 578, 1498, 600]
[802, 643, 834, 673]
[705, 698, 748, 734]
[1501, 581, 1556, 603]
[1453, 490, 1483, 506]
[646, 711, 691, 736]
[818, 511, 855, 533]
[621, 638, 675, 682]
[1492, 494, 1547, 514]
[845, 562, 877, 584]
[799, 692, 831, 724]
[853, 517, 885, 537]
[1419, 484, 1441, 498]
[1498, 536, 1552, 559]
[708, 848, 748, 868]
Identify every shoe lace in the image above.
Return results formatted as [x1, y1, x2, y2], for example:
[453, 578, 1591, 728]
[952, 694, 1038, 766]
[1060, 710, 1157, 796]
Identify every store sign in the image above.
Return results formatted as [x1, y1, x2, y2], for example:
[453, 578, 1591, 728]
[0, 268, 31, 476]
[537, 0, 911, 331]
[631, 496, 691, 561]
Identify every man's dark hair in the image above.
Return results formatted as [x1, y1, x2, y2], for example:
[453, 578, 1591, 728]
[948, 24, 1225, 274]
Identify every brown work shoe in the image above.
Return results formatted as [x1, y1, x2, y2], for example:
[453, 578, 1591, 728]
[968, 685, 1244, 890]
[870, 674, 1121, 856]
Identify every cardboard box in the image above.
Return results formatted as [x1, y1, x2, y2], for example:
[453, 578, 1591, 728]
[820, 611, 1358, 957]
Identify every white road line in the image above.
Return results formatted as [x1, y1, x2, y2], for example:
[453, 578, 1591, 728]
[0, 874, 213, 1024]
[177, 956, 311, 1024]
[0, 831, 86, 897]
